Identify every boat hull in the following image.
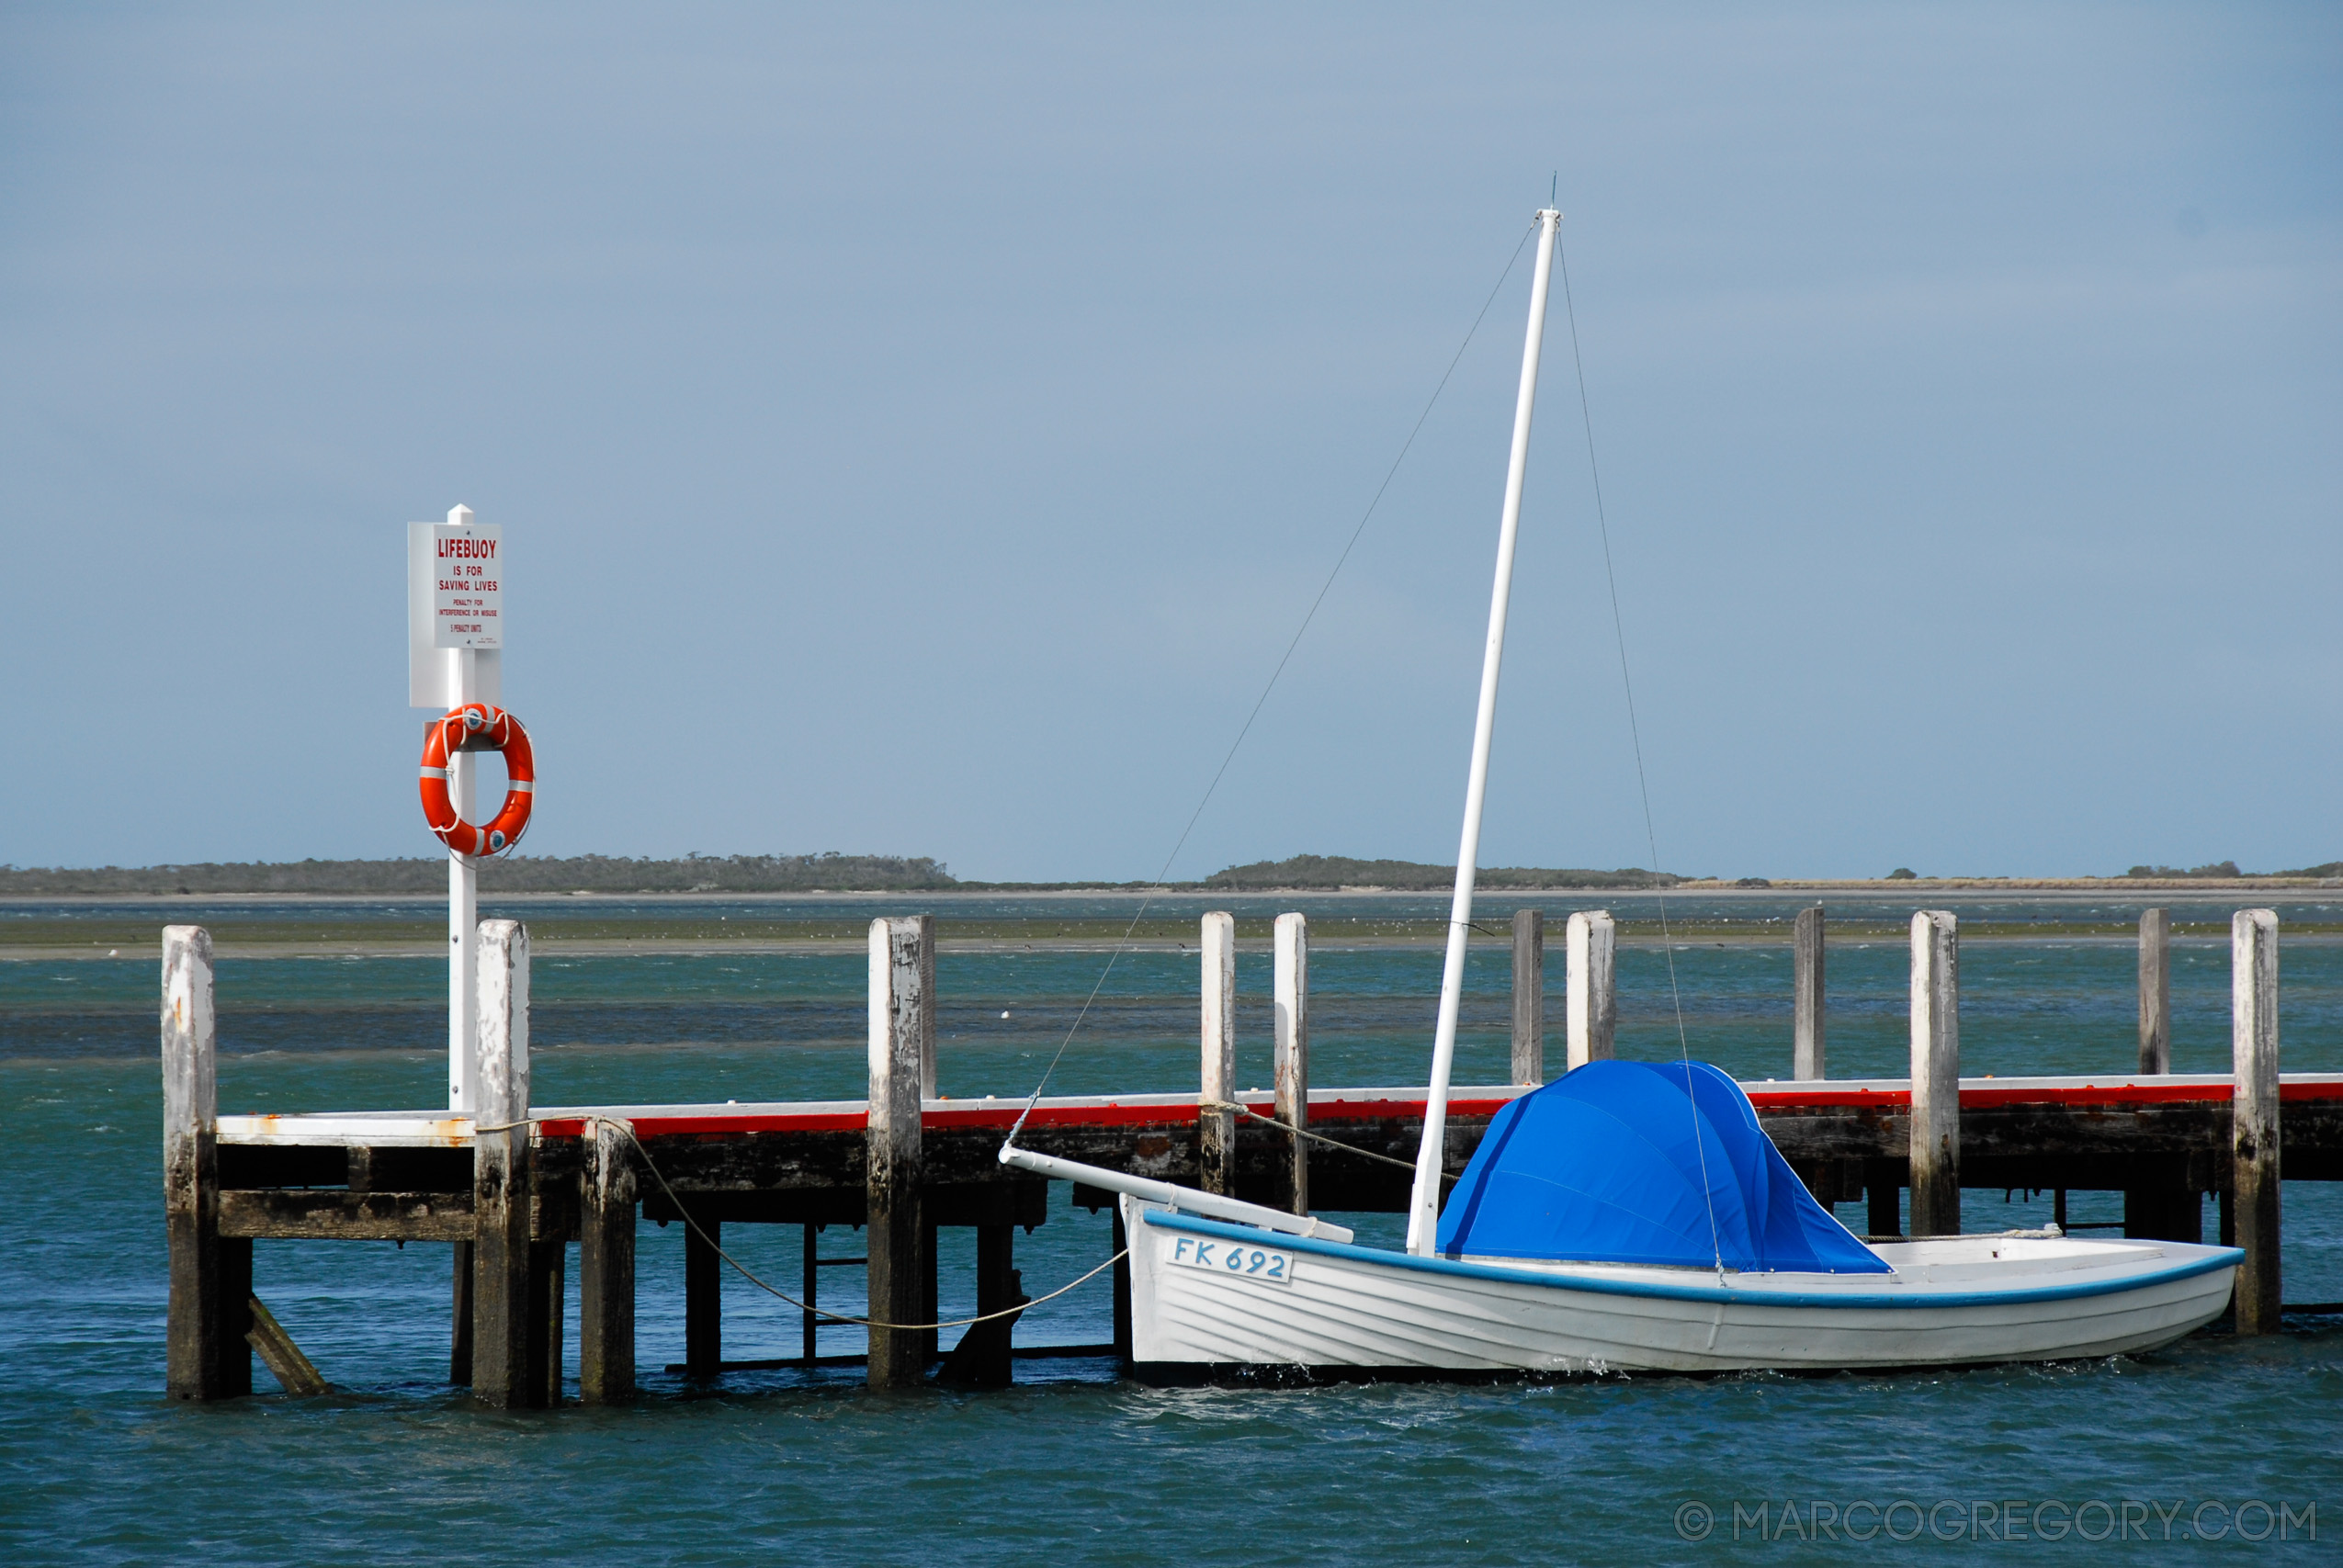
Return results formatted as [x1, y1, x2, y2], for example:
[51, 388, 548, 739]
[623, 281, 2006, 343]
[1126, 1202, 2240, 1379]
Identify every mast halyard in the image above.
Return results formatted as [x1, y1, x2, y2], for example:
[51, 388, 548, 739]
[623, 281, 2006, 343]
[1405, 207, 1563, 1255]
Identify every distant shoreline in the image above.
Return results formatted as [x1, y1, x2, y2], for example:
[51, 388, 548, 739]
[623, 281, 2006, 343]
[3, 876, 2338, 907]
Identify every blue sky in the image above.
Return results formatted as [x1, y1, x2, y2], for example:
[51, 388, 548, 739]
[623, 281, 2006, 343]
[3, 4, 2337, 880]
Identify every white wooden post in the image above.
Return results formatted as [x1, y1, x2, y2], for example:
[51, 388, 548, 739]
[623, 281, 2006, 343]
[2231, 908, 2281, 1335]
[1908, 909, 1960, 1236]
[2138, 908, 2170, 1073]
[1794, 905, 1826, 1079]
[1511, 908, 1545, 1085]
[866, 915, 932, 1387]
[164, 925, 240, 1400]
[1273, 912, 1309, 1214]
[1200, 911, 1237, 1197]
[1565, 909, 1616, 1070]
[470, 919, 536, 1406]
[444, 503, 481, 1112]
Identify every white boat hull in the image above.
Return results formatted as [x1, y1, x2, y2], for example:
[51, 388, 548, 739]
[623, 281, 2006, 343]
[1126, 1201, 2241, 1378]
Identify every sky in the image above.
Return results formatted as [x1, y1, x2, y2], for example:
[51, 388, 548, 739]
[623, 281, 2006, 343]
[2, 4, 2337, 882]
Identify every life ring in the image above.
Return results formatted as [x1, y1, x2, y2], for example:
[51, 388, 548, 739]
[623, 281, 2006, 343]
[419, 704, 536, 856]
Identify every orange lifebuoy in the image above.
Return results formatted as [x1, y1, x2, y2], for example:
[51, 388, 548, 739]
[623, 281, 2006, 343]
[419, 704, 536, 856]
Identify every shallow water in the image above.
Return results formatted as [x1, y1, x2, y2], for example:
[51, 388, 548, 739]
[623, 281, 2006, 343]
[4, 894, 2337, 1562]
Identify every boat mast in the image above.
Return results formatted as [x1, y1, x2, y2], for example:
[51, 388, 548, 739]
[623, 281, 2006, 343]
[1406, 207, 1562, 1256]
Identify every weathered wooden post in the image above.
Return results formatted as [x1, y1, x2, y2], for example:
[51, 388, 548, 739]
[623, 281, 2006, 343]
[866, 915, 931, 1388]
[1908, 910, 1960, 1236]
[1273, 911, 1309, 1214]
[1199, 910, 1236, 1197]
[2138, 907, 2170, 1073]
[2232, 908, 2281, 1335]
[1511, 908, 1545, 1085]
[164, 925, 248, 1400]
[469, 919, 540, 1407]
[579, 1116, 636, 1404]
[2125, 907, 2196, 1240]
[1565, 909, 1615, 1070]
[1794, 905, 1826, 1079]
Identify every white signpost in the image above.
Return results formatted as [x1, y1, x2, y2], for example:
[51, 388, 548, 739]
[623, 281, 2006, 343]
[409, 505, 504, 1113]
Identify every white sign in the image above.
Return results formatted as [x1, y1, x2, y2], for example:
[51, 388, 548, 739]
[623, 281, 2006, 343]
[409, 509, 504, 708]
[430, 524, 503, 648]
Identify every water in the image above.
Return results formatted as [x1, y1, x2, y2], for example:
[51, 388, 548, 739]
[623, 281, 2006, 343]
[5, 893, 2337, 1562]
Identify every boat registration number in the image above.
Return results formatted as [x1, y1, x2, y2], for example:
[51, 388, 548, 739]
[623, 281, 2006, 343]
[1165, 1235, 1293, 1285]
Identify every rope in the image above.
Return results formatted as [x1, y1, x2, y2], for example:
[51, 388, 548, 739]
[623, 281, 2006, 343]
[1004, 218, 1543, 1146]
[1205, 1100, 1458, 1183]
[496, 1116, 1126, 1334]
[1554, 225, 1726, 1281]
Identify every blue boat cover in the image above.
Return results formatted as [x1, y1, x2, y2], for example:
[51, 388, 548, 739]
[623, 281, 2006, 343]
[1436, 1060, 1890, 1274]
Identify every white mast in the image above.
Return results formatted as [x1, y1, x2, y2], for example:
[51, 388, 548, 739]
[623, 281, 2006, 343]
[1406, 208, 1562, 1255]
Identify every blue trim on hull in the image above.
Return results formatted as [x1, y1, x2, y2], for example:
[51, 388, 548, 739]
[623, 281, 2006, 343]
[1140, 1211, 2242, 1311]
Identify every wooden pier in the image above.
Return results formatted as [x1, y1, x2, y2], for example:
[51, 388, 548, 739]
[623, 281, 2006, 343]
[163, 906, 2343, 1404]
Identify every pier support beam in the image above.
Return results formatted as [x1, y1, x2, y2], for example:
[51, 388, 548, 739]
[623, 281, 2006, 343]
[164, 926, 246, 1400]
[1511, 908, 1545, 1085]
[1794, 905, 1826, 1080]
[2232, 908, 2281, 1335]
[580, 1116, 636, 1404]
[470, 919, 541, 1408]
[1199, 911, 1236, 1197]
[1565, 909, 1615, 1071]
[1908, 910, 1960, 1237]
[1273, 912, 1309, 1214]
[866, 915, 931, 1388]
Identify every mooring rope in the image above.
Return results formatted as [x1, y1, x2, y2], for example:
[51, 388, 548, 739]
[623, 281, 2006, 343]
[1203, 1100, 1457, 1184]
[1003, 217, 1543, 1147]
[485, 1117, 1126, 1334]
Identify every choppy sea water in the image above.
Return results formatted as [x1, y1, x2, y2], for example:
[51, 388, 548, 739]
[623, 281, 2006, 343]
[3, 893, 2337, 1563]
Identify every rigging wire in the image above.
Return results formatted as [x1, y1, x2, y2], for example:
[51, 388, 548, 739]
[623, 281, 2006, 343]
[1004, 217, 1544, 1144]
[1553, 228, 1726, 1280]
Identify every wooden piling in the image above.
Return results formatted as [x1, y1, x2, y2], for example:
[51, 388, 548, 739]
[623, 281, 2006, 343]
[937, 1224, 1026, 1387]
[529, 1239, 564, 1406]
[1908, 910, 1960, 1236]
[684, 1214, 721, 1373]
[1273, 912, 1309, 1214]
[1794, 905, 1826, 1079]
[579, 1116, 636, 1404]
[2232, 908, 2281, 1334]
[1864, 1159, 1903, 1238]
[469, 919, 538, 1408]
[164, 925, 241, 1401]
[1565, 909, 1615, 1070]
[2138, 908, 2170, 1073]
[1511, 908, 1545, 1085]
[866, 915, 931, 1388]
[449, 1242, 473, 1385]
[1199, 911, 1236, 1197]
[2125, 908, 2194, 1241]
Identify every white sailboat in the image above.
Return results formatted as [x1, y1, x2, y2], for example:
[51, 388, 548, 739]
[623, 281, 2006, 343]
[1002, 207, 2240, 1377]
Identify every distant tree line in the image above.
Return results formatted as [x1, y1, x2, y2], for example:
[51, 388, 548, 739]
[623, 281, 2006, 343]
[2123, 861, 2343, 880]
[1202, 855, 1685, 891]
